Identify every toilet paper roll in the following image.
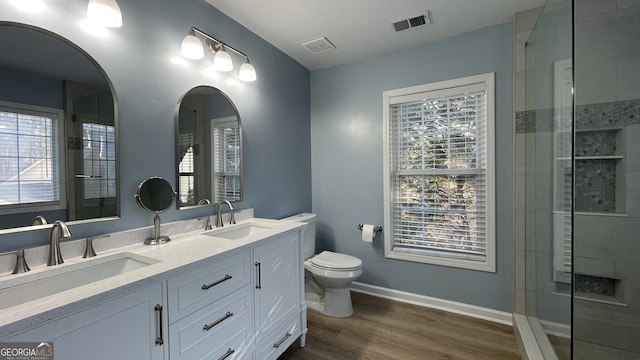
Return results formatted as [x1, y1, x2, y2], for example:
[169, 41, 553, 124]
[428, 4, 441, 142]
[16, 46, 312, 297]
[361, 224, 375, 243]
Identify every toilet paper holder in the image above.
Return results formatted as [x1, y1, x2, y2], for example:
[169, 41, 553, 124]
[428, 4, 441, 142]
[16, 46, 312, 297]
[357, 224, 383, 233]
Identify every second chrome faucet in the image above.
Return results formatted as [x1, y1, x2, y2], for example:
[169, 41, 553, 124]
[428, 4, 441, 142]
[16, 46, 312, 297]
[215, 200, 236, 228]
[48, 220, 71, 266]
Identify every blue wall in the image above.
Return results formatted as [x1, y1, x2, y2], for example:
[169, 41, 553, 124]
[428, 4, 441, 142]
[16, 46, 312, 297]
[0, 0, 311, 251]
[310, 23, 514, 311]
[0, 68, 64, 108]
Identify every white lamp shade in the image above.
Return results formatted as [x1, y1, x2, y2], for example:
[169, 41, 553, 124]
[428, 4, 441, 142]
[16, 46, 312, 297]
[87, 0, 123, 28]
[213, 49, 233, 72]
[239, 62, 257, 82]
[181, 35, 204, 59]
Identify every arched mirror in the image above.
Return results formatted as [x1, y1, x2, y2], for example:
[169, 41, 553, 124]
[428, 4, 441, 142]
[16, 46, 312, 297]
[0, 23, 118, 231]
[175, 86, 242, 209]
[135, 177, 175, 245]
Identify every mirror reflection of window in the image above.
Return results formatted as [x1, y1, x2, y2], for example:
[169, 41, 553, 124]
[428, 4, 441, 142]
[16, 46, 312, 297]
[70, 89, 116, 220]
[178, 107, 197, 207]
[0, 102, 64, 213]
[82, 122, 116, 199]
[212, 117, 240, 201]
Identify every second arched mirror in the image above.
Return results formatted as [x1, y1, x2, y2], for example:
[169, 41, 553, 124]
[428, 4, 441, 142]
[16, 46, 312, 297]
[175, 86, 242, 209]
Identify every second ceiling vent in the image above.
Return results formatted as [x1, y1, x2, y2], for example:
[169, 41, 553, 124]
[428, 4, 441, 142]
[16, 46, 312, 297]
[391, 11, 432, 33]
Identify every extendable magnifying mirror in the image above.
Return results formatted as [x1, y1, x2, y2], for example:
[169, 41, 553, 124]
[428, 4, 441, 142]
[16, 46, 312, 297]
[135, 177, 176, 245]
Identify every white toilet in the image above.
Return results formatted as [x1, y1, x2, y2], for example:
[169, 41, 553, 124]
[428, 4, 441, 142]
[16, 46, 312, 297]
[282, 213, 363, 318]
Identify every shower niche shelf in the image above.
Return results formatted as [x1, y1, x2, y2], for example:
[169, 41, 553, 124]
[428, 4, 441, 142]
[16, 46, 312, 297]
[574, 127, 625, 214]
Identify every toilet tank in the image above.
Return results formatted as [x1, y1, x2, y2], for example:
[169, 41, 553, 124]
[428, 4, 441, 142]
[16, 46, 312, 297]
[281, 213, 317, 259]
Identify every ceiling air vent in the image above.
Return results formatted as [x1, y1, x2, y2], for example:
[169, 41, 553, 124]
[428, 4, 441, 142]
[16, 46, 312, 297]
[391, 11, 431, 33]
[302, 37, 337, 54]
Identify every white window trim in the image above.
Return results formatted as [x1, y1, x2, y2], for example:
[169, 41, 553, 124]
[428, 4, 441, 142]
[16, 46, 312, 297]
[382, 73, 496, 272]
[0, 100, 67, 215]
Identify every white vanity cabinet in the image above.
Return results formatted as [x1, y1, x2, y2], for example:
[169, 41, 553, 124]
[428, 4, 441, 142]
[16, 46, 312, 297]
[253, 230, 305, 360]
[2, 283, 166, 360]
[0, 220, 306, 360]
[166, 250, 253, 360]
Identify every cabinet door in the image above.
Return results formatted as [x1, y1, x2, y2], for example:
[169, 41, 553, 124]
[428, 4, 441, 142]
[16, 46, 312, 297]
[4, 283, 165, 360]
[253, 232, 300, 339]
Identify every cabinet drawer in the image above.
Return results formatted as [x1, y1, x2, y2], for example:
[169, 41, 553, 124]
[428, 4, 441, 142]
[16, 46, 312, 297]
[168, 250, 251, 322]
[256, 312, 301, 360]
[209, 329, 254, 360]
[169, 285, 253, 360]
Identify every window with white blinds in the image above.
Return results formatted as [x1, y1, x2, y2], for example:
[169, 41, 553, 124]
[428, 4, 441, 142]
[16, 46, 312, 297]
[383, 73, 495, 272]
[212, 117, 241, 202]
[0, 102, 65, 214]
[82, 122, 116, 200]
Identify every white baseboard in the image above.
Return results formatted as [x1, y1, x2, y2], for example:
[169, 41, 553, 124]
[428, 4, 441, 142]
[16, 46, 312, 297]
[349, 281, 513, 326]
[540, 319, 571, 338]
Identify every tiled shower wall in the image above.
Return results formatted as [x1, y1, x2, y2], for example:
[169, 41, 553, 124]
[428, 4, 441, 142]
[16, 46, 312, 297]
[572, 1, 640, 354]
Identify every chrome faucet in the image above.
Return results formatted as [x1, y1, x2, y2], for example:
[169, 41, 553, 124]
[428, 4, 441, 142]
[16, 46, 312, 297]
[48, 220, 72, 266]
[32, 215, 48, 226]
[215, 200, 236, 227]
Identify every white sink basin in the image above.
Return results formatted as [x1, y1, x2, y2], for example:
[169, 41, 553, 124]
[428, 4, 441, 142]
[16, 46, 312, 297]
[0, 253, 159, 310]
[204, 222, 274, 240]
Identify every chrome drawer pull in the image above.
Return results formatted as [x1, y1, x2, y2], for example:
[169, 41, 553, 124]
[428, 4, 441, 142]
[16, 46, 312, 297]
[202, 274, 233, 290]
[203, 311, 234, 331]
[154, 304, 164, 345]
[273, 332, 292, 348]
[218, 348, 235, 360]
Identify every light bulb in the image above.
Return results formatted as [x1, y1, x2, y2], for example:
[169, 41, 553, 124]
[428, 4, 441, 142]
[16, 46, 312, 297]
[181, 34, 204, 59]
[213, 47, 233, 72]
[239, 61, 256, 82]
[87, 0, 123, 28]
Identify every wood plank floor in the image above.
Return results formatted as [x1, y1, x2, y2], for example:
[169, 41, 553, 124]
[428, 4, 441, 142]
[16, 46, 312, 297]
[280, 292, 522, 360]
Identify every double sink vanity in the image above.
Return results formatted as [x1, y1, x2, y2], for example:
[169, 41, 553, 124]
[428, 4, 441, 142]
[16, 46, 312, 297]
[0, 214, 307, 360]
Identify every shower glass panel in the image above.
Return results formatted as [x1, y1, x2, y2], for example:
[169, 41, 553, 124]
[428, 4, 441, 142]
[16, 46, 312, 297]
[522, 0, 572, 358]
[572, 1, 640, 358]
[520, 0, 640, 358]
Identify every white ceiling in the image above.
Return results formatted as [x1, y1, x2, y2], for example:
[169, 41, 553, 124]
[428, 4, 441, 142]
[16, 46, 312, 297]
[205, 0, 545, 70]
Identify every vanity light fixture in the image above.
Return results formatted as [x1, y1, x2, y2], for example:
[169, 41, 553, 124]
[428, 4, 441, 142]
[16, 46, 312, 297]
[212, 44, 233, 72]
[87, 0, 123, 28]
[181, 27, 257, 82]
[239, 60, 257, 82]
[181, 29, 204, 59]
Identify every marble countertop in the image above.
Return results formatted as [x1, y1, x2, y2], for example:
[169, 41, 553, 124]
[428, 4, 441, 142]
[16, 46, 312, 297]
[0, 215, 305, 338]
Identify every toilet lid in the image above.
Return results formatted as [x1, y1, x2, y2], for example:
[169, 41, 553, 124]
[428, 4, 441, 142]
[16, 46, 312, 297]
[311, 251, 362, 271]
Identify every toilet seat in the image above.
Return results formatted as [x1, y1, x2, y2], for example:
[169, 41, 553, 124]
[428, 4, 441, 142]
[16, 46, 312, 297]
[310, 251, 362, 271]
